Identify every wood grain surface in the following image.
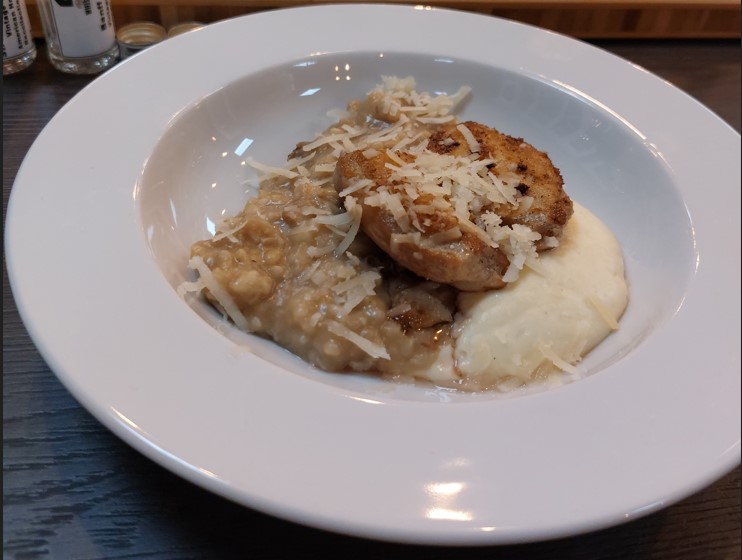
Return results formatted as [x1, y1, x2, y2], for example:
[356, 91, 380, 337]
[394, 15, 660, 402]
[22, 0, 742, 39]
[3, 37, 740, 560]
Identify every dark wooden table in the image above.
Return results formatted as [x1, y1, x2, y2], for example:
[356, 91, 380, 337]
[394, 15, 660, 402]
[4, 37, 740, 559]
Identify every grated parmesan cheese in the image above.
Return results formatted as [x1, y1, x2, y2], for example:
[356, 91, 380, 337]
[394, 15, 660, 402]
[332, 270, 381, 315]
[211, 216, 250, 243]
[456, 123, 480, 153]
[588, 294, 621, 331]
[338, 178, 373, 198]
[326, 320, 391, 360]
[539, 344, 581, 375]
[246, 158, 299, 179]
[187, 256, 252, 332]
[333, 198, 362, 256]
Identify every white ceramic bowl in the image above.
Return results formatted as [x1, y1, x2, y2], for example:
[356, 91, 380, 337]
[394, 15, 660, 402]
[6, 4, 740, 545]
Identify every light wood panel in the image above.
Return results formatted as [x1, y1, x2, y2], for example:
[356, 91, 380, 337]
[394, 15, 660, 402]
[24, 0, 741, 39]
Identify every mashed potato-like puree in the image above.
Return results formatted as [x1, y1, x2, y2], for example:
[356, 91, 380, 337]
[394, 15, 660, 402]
[429, 202, 627, 389]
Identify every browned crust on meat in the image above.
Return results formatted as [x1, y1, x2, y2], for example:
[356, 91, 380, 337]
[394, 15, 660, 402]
[334, 121, 572, 291]
[335, 151, 509, 291]
[429, 121, 573, 244]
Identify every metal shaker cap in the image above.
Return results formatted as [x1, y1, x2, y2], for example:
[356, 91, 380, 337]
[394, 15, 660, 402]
[168, 22, 206, 38]
[117, 22, 167, 59]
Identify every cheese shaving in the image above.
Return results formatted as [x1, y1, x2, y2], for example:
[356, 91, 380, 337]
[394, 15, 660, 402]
[211, 216, 250, 242]
[456, 123, 480, 153]
[326, 320, 391, 360]
[428, 227, 463, 244]
[539, 344, 581, 375]
[333, 199, 362, 256]
[176, 278, 204, 298]
[332, 270, 381, 315]
[187, 256, 252, 332]
[246, 158, 299, 179]
[338, 178, 373, 197]
[588, 295, 621, 331]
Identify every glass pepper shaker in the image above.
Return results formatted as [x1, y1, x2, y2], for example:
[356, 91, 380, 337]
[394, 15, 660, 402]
[3, 0, 37, 75]
[36, 0, 119, 74]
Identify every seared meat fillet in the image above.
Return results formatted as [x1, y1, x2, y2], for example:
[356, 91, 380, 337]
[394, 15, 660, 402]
[334, 121, 573, 291]
[335, 150, 509, 291]
[429, 121, 572, 243]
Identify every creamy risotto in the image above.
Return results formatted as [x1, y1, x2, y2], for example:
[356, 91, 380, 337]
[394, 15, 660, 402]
[181, 77, 628, 392]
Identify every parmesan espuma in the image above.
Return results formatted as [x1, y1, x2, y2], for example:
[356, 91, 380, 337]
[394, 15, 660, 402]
[182, 77, 628, 392]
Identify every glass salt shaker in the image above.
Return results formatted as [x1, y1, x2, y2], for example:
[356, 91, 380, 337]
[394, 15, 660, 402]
[3, 0, 37, 75]
[36, 0, 119, 74]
